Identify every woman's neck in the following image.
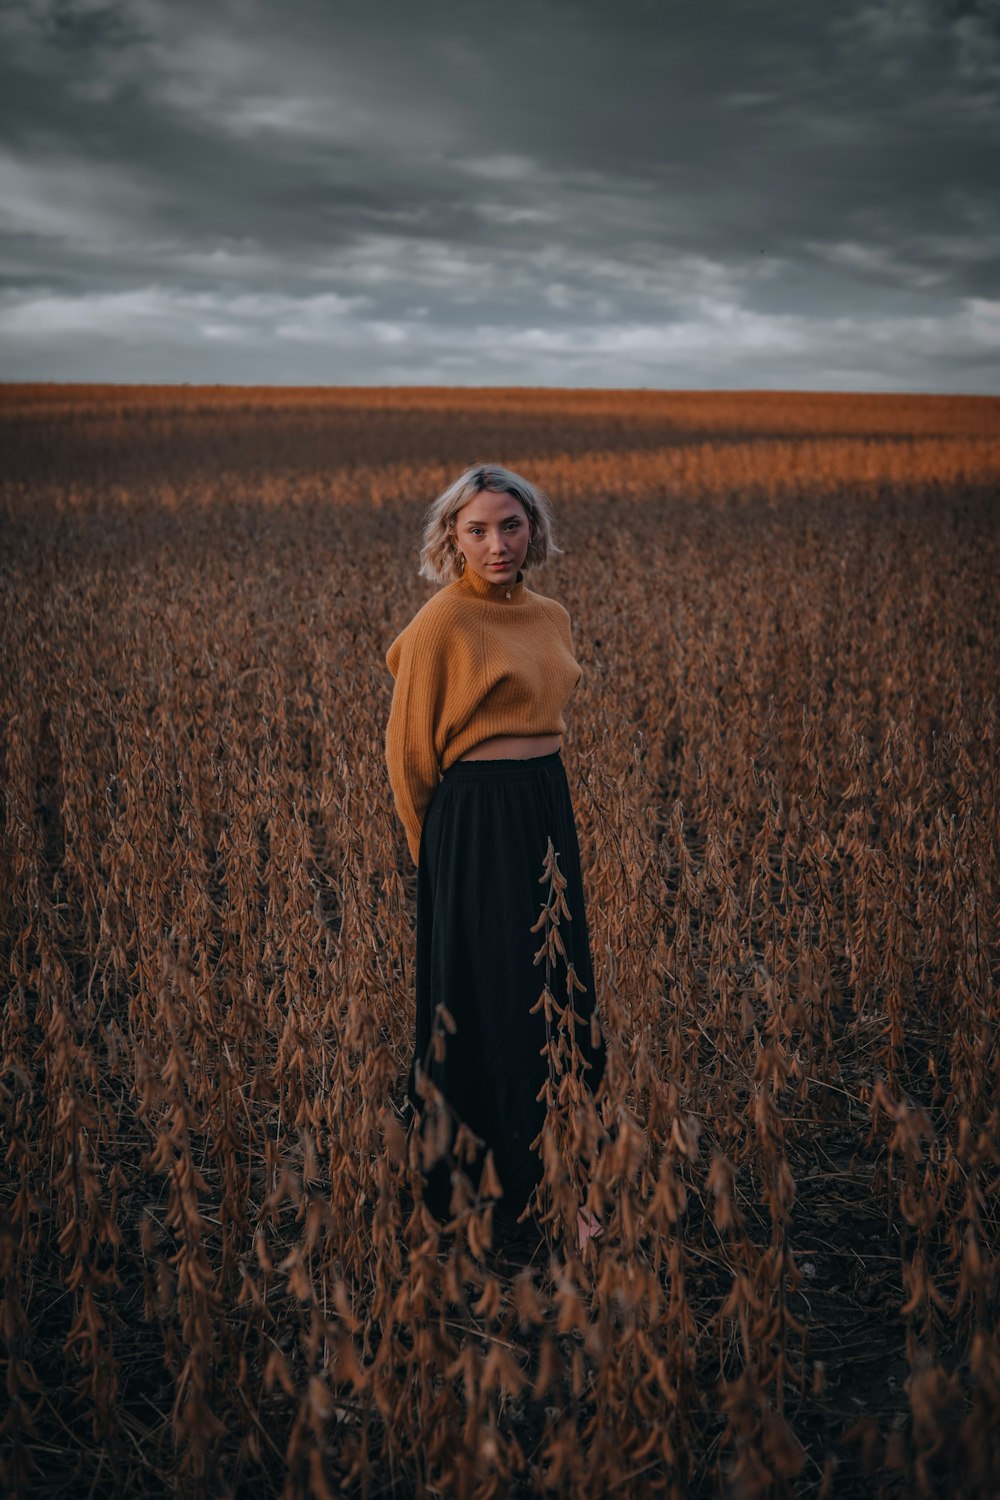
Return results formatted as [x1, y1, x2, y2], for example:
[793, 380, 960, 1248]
[454, 564, 527, 604]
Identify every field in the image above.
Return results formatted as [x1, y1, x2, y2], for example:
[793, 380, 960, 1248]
[1, 384, 999, 1498]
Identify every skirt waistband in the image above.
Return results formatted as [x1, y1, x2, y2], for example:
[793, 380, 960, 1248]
[441, 748, 563, 781]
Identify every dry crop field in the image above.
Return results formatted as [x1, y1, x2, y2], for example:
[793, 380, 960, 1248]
[1, 384, 999, 1499]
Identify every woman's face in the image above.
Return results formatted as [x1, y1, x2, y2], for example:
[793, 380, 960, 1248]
[452, 489, 533, 585]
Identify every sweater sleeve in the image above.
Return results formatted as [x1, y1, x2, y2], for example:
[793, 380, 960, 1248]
[384, 613, 446, 866]
[550, 599, 583, 687]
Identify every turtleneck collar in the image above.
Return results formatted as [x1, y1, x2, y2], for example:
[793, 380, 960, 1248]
[453, 564, 528, 605]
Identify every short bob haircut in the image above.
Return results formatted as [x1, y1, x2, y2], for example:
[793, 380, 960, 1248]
[418, 463, 562, 585]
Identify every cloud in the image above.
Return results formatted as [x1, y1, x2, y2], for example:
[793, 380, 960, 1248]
[0, 285, 371, 343]
[2, 277, 995, 392]
[0, 0, 997, 390]
[803, 239, 947, 292]
[0, 147, 157, 249]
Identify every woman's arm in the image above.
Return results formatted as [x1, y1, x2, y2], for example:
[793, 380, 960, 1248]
[385, 617, 445, 866]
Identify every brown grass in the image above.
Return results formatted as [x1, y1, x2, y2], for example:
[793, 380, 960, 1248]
[1, 385, 998, 1498]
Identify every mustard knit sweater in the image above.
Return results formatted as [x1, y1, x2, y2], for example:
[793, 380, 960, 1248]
[385, 564, 583, 865]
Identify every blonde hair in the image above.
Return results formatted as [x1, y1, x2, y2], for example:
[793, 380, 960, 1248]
[418, 463, 563, 585]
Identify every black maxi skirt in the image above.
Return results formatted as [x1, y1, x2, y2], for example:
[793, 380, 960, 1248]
[409, 749, 606, 1223]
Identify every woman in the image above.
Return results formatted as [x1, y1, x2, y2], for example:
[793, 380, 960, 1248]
[384, 463, 605, 1249]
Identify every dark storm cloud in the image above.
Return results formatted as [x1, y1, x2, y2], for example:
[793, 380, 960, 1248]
[0, 0, 997, 388]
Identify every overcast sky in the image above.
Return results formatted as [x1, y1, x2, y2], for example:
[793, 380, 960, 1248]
[1, 0, 998, 391]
